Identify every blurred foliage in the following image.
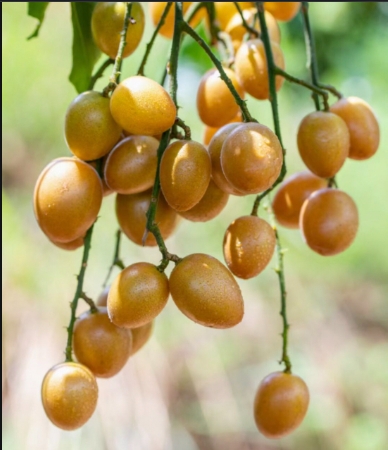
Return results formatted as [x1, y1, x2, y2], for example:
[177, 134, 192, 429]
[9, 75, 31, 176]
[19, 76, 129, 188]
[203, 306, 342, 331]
[2, 2, 388, 450]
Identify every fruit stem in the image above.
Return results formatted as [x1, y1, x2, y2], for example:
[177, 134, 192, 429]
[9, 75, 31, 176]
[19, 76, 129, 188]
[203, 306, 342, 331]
[233, 2, 260, 38]
[88, 58, 114, 90]
[137, 2, 173, 76]
[103, 229, 126, 288]
[65, 225, 95, 362]
[182, 22, 254, 123]
[80, 292, 98, 314]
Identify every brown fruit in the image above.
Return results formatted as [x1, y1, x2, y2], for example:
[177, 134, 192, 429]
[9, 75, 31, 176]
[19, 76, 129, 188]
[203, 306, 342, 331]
[108, 263, 170, 329]
[300, 188, 359, 256]
[214, 2, 253, 30]
[223, 216, 276, 279]
[34, 158, 103, 243]
[264, 2, 301, 22]
[254, 371, 309, 439]
[104, 136, 159, 194]
[179, 180, 229, 222]
[272, 171, 328, 229]
[202, 112, 242, 146]
[148, 2, 193, 39]
[329, 96, 380, 160]
[49, 235, 85, 251]
[221, 122, 283, 194]
[297, 111, 350, 178]
[65, 91, 122, 161]
[73, 307, 133, 378]
[235, 39, 285, 100]
[160, 140, 211, 211]
[41, 362, 98, 430]
[169, 253, 244, 328]
[196, 68, 245, 127]
[116, 190, 178, 246]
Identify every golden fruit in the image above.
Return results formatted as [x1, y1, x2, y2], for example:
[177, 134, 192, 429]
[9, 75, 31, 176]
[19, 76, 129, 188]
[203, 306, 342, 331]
[272, 171, 328, 229]
[49, 235, 85, 251]
[160, 140, 211, 211]
[297, 111, 350, 178]
[264, 2, 301, 22]
[329, 96, 380, 160]
[73, 307, 133, 378]
[214, 2, 254, 30]
[221, 122, 283, 194]
[179, 180, 229, 222]
[108, 263, 170, 329]
[116, 190, 178, 246]
[34, 158, 103, 243]
[104, 135, 159, 194]
[41, 362, 98, 430]
[300, 188, 359, 256]
[169, 253, 244, 328]
[148, 2, 193, 39]
[223, 216, 276, 279]
[65, 91, 122, 161]
[110, 76, 177, 136]
[254, 371, 309, 439]
[202, 112, 242, 146]
[235, 39, 285, 100]
[197, 68, 245, 127]
[91, 2, 145, 59]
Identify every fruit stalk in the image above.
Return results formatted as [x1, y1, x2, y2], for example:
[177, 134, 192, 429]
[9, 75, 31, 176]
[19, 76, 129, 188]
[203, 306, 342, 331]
[233, 2, 260, 38]
[103, 229, 125, 287]
[65, 225, 95, 362]
[88, 58, 114, 90]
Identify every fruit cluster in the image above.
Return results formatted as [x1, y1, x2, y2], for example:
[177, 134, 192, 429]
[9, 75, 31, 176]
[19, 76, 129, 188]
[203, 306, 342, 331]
[32, 2, 380, 440]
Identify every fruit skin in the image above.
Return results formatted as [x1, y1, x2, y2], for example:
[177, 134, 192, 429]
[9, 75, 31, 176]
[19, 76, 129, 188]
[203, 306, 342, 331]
[272, 171, 328, 229]
[97, 288, 154, 355]
[148, 2, 193, 39]
[110, 76, 177, 136]
[49, 235, 85, 251]
[65, 91, 122, 161]
[73, 307, 133, 378]
[104, 135, 159, 194]
[169, 253, 244, 329]
[91, 2, 145, 59]
[208, 123, 245, 196]
[221, 122, 283, 194]
[214, 2, 253, 30]
[297, 111, 350, 178]
[254, 371, 309, 439]
[264, 2, 301, 22]
[329, 96, 380, 160]
[223, 216, 276, 279]
[202, 112, 242, 146]
[160, 140, 211, 211]
[300, 188, 359, 256]
[179, 180, 229, 222]
[108, 263, 170, 329]
[116, 190, 178, 246]
[235, 39, 285, 100]
[41, 362, 98, 431]
[197, 68, 245, 128]
[34, 158, 103, 243]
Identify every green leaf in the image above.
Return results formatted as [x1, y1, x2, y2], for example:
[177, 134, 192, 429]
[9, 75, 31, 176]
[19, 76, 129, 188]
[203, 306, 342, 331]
[27, 2, 50, 40]
[69, 2, 101, 93]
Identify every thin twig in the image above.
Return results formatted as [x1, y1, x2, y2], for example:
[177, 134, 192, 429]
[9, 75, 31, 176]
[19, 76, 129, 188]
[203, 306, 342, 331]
[103, 229, 125, 288]
[233, 2, 260, 38]
[88, 58, 114, 90]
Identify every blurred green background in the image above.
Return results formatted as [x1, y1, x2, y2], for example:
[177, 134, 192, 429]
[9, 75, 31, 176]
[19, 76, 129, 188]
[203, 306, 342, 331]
[2, 2, 388, 450]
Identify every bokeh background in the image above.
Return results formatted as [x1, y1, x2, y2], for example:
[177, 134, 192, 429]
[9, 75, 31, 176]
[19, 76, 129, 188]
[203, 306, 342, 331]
[2, 2, 388, 449]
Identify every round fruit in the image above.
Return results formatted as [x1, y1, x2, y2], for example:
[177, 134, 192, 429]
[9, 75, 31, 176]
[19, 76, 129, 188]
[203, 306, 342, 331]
[108, 263, 170, 329]
[272, 172, 328, 229]
[226, 10, 280, 52]
[264, 2, 301, 22]
[223, 216, 276, 279]
[197, 68, 245, 127]
[148, 2, 193, 39]
[169, 253, 244, 329]
[34, 158, 103, 243]
[104, 136, 159, 194]
[41, 362, 98, 431]
[202, 112, 242, 146]
[65, 91, 122, 161]
[214, 2, 254, 30]
[254, 371, 309, 439]
[179, 180, 229, 222]
[91, 2, 145, 59]
[329, 96, 380, 160]
[130, 322, 154, 355]
[110, 76, 176, 136]
[300, 188, 359, 256]
[221, 122, 283, 194]
[116, 190, 178, 246]
[73, 307, 133, 378]
[297, 111, 350, 178]
[49, 235, 85, 251]
[208, 123, 245, 196]
[160, 140, 211, 211]
[235, 39, 285, 100]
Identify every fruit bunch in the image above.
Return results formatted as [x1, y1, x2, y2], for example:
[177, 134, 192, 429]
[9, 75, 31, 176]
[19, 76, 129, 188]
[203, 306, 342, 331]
[31, 1, 380, 440]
